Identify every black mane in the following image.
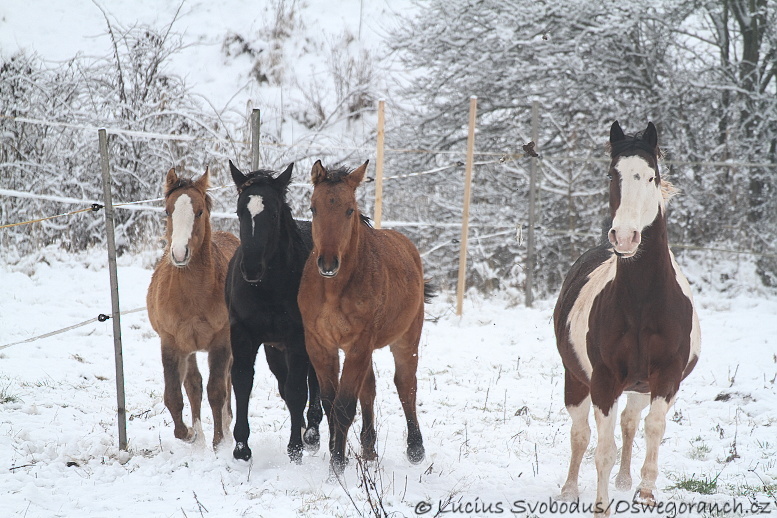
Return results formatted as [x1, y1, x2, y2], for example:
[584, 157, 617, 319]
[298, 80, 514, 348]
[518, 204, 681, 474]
[320, 165, 353, 183]
[608, 132, 662, 159]
[165, 177, 212, 211]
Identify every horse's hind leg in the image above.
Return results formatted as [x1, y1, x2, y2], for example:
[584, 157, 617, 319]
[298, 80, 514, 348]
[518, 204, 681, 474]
[390, 329, 424, 465]
[303, 362, 323, 452]
[161, 339, 195, 442]
[207, 338, 232, 448]
[231, 328, 260, 461]
[359, 362, 377, 461]
[183, 354, 204, 442]
[264, 343, 289, 399]
[616, 392, 650, 490]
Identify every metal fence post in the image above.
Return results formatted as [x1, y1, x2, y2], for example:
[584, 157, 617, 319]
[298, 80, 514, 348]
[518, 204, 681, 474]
[525, 101, 539, 307]
[98, 128, 128, 451]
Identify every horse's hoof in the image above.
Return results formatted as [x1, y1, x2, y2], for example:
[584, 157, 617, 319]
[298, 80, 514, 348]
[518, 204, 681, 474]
[407, 444, 425, 464]
[558, 484, 579, 501]
[361, 448, 378, 462]
[303, 427, 320, 452]
[634, 488, 657, 507]
[330, 455, 348, 476]
[288, 445, 303, 465]
[175, 426, 196, 443]
[615, 472, 632, 490]
[233, 442, 252, 461]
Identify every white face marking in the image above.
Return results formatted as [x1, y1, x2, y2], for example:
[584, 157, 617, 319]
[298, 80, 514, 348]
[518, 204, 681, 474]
[567, 253, 617, 380]
[611, 156, 663, 254]
[669, 250, 701, 366]
[170, 194, 194, 265]
[247, 194, 264, 236]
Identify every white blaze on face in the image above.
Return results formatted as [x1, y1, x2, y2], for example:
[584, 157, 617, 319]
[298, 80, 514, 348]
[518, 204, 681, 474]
[611, 155, 664, 255]
[247, 194, 265, 236]
[170, 194, 194, 265]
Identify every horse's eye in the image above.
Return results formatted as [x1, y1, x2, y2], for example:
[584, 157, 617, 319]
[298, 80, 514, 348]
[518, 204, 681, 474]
[648, 177, 654, 183]
[310, 206, 317, 216]
[346, 208, 354, 217]
[196, 210, 204, 218]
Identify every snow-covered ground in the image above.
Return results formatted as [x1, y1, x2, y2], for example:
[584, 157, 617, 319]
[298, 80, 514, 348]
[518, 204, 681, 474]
[1, 248, 776, 517]
[3, 1, 777, 517]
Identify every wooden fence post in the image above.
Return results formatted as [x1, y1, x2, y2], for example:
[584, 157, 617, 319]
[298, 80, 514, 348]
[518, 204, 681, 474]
[250, 109, 261, 171]
[98, 128, 128, 451]
[374, 100, 386, 228]
[456, 96, 477, 316]
[525, 101, 539, 307]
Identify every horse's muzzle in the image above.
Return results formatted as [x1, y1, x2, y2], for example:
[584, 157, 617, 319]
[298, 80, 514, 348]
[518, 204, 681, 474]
[170, 245, 190, 267]
[240, 261, 265, 284]
[317, 255, 339, 278]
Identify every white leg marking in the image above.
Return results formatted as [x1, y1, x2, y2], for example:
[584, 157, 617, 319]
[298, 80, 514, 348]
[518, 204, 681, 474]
[561, 396, 591, 500]
[594, 403, 618, 517]
[568, 256, 617, 379]
[638, 396, 672, 502]
[247, 194, 264, 237]
[616, 392, 650, 490]
[170, 194, 194, 265]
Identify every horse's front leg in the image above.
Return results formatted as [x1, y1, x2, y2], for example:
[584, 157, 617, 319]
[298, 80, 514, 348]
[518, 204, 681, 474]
[304, 361, 323, 452]
[230, 324, 259, 461]
[283, 343, 312, 463]
[305, 334, 340, 470]
[331, 347, 373, 475]
[207, 330, 232, 449]
[161, 337, 195, 442]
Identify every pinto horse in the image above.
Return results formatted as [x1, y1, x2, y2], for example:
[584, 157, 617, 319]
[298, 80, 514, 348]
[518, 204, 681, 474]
[554, 121, 700, 515]
[147, 168, 239, 448]
[298, 160, 434, 475]
[225, 161, 323, 463]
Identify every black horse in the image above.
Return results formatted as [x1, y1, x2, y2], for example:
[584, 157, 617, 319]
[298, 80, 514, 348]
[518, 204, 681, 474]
[225, 161, 323, 463]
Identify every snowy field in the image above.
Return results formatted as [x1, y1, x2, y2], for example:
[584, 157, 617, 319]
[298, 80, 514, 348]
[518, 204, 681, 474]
[1, 248, 776, 517]
[2, 1, 777, 517]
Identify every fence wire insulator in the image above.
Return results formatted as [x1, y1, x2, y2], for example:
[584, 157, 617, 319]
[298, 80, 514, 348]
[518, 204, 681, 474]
[456, 161, 465, 167]
[97, 314, 111, 322]
[91, 204, 104, 212]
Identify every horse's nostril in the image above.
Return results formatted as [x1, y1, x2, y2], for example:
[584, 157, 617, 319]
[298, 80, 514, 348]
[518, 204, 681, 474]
[317, 256, 325, 270]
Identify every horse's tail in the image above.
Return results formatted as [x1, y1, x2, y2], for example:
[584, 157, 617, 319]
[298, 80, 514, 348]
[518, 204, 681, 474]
[423, 280, 437, 304]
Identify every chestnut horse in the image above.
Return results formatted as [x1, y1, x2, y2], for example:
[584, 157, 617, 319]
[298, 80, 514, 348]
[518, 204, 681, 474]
[147, 168, 239, 448]
[298, 160, 434, 475]
[554, 121, 700, 515]
[225, 161, 322, 463]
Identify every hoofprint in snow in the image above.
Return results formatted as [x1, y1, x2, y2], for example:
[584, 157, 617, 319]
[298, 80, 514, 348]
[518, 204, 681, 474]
[1, 248, 776, 517]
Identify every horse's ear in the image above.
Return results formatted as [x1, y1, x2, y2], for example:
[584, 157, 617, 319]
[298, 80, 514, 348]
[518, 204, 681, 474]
[229, 160, 248, 190]
[347, 160, 369, 187]
[276, 163, 293, 189]
[610, 120, 625, 143]
[643, 122, 658, 150]
[165, 167, 178, 191]
[311, 160, 327, 185]
[195, 167, 211, 191]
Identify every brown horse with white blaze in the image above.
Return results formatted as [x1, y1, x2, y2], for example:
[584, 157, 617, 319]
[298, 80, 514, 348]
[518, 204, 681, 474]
[298, 160, 434, 475]
[147, 167, 239, 448]
[554, 121, 700, 515]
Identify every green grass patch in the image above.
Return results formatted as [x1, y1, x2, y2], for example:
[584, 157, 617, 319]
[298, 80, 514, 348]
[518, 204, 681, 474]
[668, 472, 720, 495]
